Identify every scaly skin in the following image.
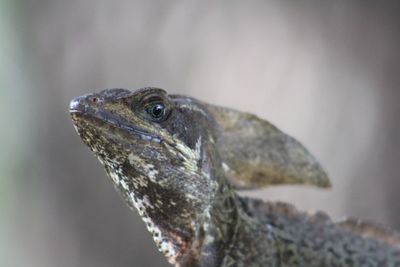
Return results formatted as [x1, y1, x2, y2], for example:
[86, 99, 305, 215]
[69, 88, 400, 267]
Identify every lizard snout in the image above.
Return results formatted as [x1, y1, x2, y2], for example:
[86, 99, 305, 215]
[69, 94, 102, 114]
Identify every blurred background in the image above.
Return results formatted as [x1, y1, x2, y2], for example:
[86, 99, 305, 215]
[1, 1, 400, 266]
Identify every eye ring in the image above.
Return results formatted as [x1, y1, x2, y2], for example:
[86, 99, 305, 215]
[144, 101, 169, 122]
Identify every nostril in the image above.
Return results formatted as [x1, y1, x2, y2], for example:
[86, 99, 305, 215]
[88, 96, 99, 104]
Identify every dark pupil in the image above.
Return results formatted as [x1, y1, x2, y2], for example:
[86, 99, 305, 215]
[151, 103, 164, 118]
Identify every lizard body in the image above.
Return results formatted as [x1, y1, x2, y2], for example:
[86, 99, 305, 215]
[70, 88, 400, 267]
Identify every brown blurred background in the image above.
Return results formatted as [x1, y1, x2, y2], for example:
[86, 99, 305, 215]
[1, 1, 400, 266]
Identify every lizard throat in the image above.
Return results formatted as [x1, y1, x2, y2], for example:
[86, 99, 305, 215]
[127, 191, 183, 264]
[103, 165, 194, 265]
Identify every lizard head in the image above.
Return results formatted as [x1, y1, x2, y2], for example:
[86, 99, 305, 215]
[69, 88, 223, 264]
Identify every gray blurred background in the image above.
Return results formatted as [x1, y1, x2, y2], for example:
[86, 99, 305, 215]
[1, 1, 400, 266]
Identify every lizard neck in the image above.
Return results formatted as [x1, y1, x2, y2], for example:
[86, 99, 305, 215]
[219, 198, 280, 266]
[175, 179, 238, 267]
[178, 181, 282, 267]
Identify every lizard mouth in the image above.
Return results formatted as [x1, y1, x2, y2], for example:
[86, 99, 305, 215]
[69, 98, 162, 143]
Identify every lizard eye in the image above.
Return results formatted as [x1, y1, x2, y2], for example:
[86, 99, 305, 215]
[145, 102, 167, 121]
[137, 90, 172, 122]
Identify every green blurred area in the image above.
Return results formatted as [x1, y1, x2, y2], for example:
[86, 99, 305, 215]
[0, 0, 33, 265]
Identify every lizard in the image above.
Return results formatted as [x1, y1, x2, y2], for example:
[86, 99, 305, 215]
[69, 87, 400, 267]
